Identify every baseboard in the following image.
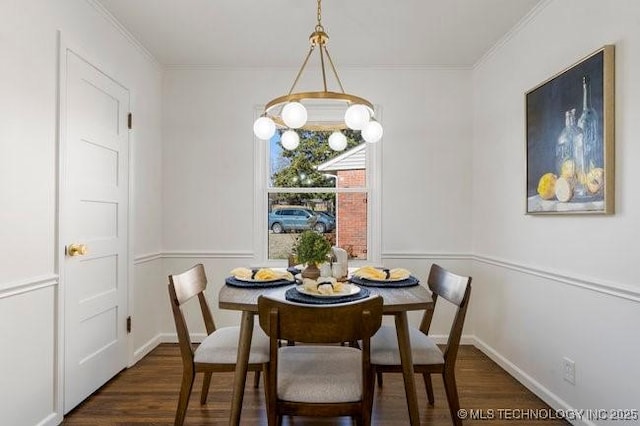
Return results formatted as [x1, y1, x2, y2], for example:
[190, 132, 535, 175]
[132, 334, 163, 365]
[471, 336, 595, 426]
[158, 332, 207, 344]
[36, 412, 62, 426]
[430, 334, 476, 346]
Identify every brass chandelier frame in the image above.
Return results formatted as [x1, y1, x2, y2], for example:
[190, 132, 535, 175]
[261, 0, 374, 132]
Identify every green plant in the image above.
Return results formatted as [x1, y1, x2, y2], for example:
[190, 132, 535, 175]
[294, 230, 332, 265]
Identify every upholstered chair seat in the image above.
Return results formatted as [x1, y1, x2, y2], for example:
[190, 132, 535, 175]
[371, 325, 444, 366]
[277, 345, 362, 403]
[194, 325, 269, 364]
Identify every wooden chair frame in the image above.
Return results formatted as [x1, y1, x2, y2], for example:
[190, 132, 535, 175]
[168, 264, 267, 426]
[258, 296, 383, 426]
[374, 264, 472, 426]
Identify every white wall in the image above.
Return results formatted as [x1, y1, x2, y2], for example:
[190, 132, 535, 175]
[471, 0, 640, 421]
[160, 66, 474, 335]
[8, 0, 638, 424]
[0, 0, 163, 424]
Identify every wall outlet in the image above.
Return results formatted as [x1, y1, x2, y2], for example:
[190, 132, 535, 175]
[563, 357, 575, 384]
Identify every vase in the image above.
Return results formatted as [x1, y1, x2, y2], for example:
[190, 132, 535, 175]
[301, 262, 321, 280]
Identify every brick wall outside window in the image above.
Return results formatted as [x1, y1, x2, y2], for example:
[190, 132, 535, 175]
[336, 170, 367, 259]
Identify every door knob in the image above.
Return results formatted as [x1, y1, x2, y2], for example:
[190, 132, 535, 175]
[67, 243, 88, 257]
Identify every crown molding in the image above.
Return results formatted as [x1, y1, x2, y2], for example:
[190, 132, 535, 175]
[163, 63, 472, 72]
[84, 0, 162, 70]
[473, 0, 554, 70]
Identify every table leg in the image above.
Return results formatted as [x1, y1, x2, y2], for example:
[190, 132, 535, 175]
[229, 311, 254, 426]
[395, 312, 420, 425]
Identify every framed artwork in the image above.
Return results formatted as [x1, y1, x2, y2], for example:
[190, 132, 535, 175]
[526, 45, 614, 214]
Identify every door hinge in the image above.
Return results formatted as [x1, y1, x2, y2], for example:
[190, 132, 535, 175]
[127, 112, 133, 130]
[126, 316, 132, 333]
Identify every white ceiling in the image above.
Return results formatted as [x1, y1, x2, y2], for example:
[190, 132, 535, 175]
[96, 0, 542, 68]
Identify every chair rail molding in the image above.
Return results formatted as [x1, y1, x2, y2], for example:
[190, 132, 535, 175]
[133, 252, 163, 265]
[0, 273, 59, 299]
[161, 250, 255, 259]
[474, 254, 640, 303]
[381, 251, 472, 260]
[132, 250, 638, 302]
[380, 251, 638, 302]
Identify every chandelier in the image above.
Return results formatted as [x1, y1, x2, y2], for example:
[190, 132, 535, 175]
[253, 0, 383, 151]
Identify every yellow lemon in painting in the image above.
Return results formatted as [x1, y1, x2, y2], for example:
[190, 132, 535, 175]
[555, 177, 573, 202]
[537, 173, 557, 200]
[561, 160, 576, 179]
[586, 168, 604, 194]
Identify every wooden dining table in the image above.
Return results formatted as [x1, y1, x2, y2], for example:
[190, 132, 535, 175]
[218, 280, 433, 426]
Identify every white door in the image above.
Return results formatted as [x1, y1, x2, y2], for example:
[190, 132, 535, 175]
[61, 50, 130, 413]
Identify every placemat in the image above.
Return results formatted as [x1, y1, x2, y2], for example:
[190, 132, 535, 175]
[225, 276, 295, 288]
[349, 275, 420, 288]
[285, 286, 370, 305]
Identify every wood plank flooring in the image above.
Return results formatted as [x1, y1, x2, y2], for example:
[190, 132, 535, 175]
[63, 344, 567, 425]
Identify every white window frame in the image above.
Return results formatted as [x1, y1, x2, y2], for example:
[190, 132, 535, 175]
[253, 104, 382, 266]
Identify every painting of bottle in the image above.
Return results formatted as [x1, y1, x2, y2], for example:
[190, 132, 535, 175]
[577, 76, 601, 172]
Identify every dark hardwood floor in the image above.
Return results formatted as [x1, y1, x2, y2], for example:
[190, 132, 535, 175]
[63, 344, 567, 425]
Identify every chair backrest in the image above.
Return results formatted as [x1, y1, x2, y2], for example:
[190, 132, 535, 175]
[419, 264, 472, 367]
[257, 296, 383, 344]
[168, 264, 216, 364]
[259, 296, 383, 422]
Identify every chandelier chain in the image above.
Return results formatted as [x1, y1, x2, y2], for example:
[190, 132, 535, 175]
[317, 0, 322, 28]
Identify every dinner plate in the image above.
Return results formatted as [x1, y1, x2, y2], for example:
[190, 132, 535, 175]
[295, 283, 360, 298]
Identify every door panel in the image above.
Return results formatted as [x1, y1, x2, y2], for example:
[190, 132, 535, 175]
[77, 200, 118, 239]
[76, 140, 119, 186]
[62, 50, 129, 413]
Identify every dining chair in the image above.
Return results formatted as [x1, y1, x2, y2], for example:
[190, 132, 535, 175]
[257, 295, 383, 426]
[168, 264, 269, 426]
[371, 264, 472, 426]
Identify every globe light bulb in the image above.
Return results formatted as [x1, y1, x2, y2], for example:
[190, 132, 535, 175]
[282, 102, 308, 129]
[281, 130, 300, 150]
[344, 104, 371, 130]
[253, 116, 276, 140]
[328, 131, 348, 151]
[362, 120, 383, 143]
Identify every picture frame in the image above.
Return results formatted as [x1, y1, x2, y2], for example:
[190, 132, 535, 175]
[526, 45, 614, 214]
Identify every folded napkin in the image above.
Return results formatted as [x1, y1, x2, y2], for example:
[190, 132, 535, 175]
[352, 266, 411, 281]
[301, 277, 346, 295]
[229, 267, 293, 281]
[388, 268, 411, 280]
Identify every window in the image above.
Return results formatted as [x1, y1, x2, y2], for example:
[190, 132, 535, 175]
[255, 123, 381, 264]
